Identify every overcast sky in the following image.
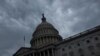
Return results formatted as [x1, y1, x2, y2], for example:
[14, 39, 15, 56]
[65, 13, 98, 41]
[0, 0, 100, 56]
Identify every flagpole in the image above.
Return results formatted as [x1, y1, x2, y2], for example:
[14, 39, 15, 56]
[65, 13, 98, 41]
[23, 36, 25, 55]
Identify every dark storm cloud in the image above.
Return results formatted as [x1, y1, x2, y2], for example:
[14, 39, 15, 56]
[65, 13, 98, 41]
[66, 0, 100, 34]
[0, 0, 100, 56]
[48, 0, 100, 37]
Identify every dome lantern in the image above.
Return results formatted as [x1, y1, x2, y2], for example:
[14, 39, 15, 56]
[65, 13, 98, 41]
[42, 13, 46, 22]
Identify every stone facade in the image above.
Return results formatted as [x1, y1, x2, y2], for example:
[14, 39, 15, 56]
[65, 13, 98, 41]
[13, 15, 100, 56]
[55, 25, 100, 56]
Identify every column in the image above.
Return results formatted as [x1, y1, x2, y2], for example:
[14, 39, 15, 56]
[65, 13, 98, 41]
[40, 52, 41, 56]
[47, 37, 49, 43]
[43, 37, 44, 44]
[50, 37, 52, 43]
[51, 37, 53, 43]
[32, 53, 34, 56]
[34, 53, 36, 56]
[52, 49, 54, 56]
[44, 37, 46, 44]
[40, 38, 42, 45]
[48, 37, 50, 43]
[45, 37, 47, 43]
[47, 50, 50, 56]
[41, 38, 43, 46]
[54, 37, 56, 42]
[37, 39, 39, 47]
[38, 39, 39, 46]
[39, 38, 40, 46]
[43, 51, 45, 56]
[35, 40, 37, 47]
[36, 53, 38, 56]
[53, 37, 54, 42]
[33, 41, 35, 46]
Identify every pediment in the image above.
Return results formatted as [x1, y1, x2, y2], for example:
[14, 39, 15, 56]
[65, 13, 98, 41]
[13, 47, 31, 56]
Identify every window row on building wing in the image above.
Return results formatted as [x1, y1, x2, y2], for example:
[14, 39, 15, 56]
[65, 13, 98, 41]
[60, 34, 100, 56]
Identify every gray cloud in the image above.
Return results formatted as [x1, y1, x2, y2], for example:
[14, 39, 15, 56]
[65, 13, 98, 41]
[0, 0, 100, 56]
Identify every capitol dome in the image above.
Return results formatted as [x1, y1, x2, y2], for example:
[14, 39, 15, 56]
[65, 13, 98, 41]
[30, 14, 63, 48]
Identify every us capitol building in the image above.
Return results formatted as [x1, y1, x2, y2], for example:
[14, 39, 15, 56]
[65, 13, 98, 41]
[13, 14, 100, 56]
